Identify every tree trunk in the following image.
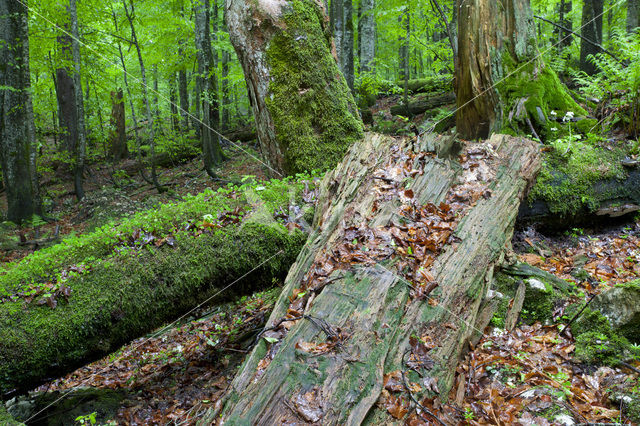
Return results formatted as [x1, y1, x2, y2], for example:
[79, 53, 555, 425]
[330, 0, 344, 66]
[0, 0, 37, 223]
[169, 75, 178, 131]
[358, 0, 375, 73]
[580, 0, 603, 75]
[109, 89, 127, 162]
[455, 0, 584, 140]
[178, 66, 190, 130]
[399, 7, 410, 110]
[123, 0, 163, 193]
[69, 0, 86, 201]
[557, 0, 573, 50]
[226, 0, 363, 175]
[627, 0, 639, 33]
[203, 132, 541, 423]
[195, 0, 224, 178]
[55, 33, 79, 156]
[342, 0, 355, 91]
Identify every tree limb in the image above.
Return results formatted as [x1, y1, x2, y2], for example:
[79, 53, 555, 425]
[534, 15, 622, 65]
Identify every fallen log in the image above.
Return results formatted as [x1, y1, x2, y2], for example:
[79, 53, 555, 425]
[390, 92, 456, 116]
[201, 132, 541, 423]
[395, 76, 453, 94]
[0, 181, 308, 396]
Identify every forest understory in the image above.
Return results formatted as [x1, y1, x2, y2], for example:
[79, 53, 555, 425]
[2, 88, 640, 425]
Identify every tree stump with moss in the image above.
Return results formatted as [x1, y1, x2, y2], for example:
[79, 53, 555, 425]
[200, 132, 541, 424]
[226, 0, 363, 175]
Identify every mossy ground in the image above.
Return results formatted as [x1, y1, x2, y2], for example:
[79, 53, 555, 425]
[265, 0, 363, 174]
[0, 177, 313, 394]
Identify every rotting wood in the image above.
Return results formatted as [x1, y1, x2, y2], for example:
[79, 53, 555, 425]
[200, 131, 541, 424]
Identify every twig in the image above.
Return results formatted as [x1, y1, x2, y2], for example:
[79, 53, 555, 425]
[401, 349, 447, 426]
[619, 361, 640, 375]
[559, 292, 597, 337]
[533, 15, 622, 65]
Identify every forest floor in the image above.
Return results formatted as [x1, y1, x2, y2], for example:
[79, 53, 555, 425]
[2, 99, 640, 424]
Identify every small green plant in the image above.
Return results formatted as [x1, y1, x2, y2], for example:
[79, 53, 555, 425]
[463, 407, 475, 420]
[75, 412, 97, 425]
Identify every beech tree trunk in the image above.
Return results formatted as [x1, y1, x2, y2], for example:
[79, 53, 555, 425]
[628, 0, 639, 33]
[69, 0, 86, 200]
[358, 0, 375, 73]
[0, 0, 38, 223]
[580, 0, 603, 75]
[455, 0, 583, 140]
[109, 89, 127, 162]
[225, 0, 363, 175]
[195, 0, 224, 177]
[201, 132, 541, 424]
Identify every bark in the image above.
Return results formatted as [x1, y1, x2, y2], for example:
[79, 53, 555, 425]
[55, 33, 79, 156]
[556, 0, 572, 50]
[226, 0, 363, 175]
[169, 76, 178, 131]
[0, 0, 37, 223]
[330, 0, 344, 65]
[399, 8, 410, 110]
[109, 89, 128, 162]
[390, 92, 456, 116]
[455, 0, 582, 140]
[579, 0, 603, 76]
[178, 66, 190, 130]
[342, 0, 355, 91]
[627, 0, 639, 33]
[0, 218, 305, 396]
[358, 0, 375, 73]
[195, 0, 224, 177]
[123, 0, 163, 193]
[203, 132, 541, 423]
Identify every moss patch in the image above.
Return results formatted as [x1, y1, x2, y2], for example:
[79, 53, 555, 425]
[265, 0, 363, 174]
[0, 178, 313, 394]
[527, 138, 629, 216]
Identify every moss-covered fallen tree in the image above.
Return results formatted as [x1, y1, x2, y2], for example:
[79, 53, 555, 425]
[0, 178, 312, 396]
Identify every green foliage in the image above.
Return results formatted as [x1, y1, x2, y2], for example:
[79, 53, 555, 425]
[573, 30, 640, 136]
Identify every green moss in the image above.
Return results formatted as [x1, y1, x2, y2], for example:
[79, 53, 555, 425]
[497, 52, 586, 139]
[265, 0, 363, 174]
[0, 405, 24, 426]
[0, 177, 314, 394]
[572, 308, 640, 365]
[528, 138, 628, 216]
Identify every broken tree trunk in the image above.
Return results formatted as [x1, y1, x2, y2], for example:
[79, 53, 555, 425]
[390, 92, 456, 116]
[201, 132, 541, 424]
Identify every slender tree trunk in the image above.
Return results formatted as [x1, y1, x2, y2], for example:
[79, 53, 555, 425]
[169, 76, 178, 131]
[628, 0, 639, 33]
[226, 0, 363, 175]
[580, 0, 603, 75]
[0, 0, 37, 223]
[221, 51, 231, 131]
[69, 0, 86, 200]
[557, 0, 573, 50]
[123, 0, 163, 193]
[195, 0, 224, 177]
[330, 0, 345, 65]
[455, 0, 584, 140]
[109, 89, 127, 161]
[343, 0, 355, 91]
[55, 33, 79, 156]
[399, 7, 410, 110]
[358, 0, 376, 73]
[178, 65, 190, 130]
[153, 65, 159, 122]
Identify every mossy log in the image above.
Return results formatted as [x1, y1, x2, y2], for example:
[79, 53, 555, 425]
[518, 164, 640, 228]
[389, 92, 456, 116]
[395, 76, 453, 94]
[200, 132, 541, 423]
[0, 219, 305, 396]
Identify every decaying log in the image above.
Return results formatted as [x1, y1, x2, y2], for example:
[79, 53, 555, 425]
[390, 92, 455, 116]
[201, 132, 541, 424]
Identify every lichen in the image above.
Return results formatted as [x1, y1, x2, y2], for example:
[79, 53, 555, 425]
[265, 0, 363, 174]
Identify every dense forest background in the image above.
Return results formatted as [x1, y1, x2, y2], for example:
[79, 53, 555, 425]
[1, 0, 639, 224]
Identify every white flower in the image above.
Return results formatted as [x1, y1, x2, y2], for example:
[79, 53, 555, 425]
[203, 214, 214, 222]
[550, 110, 557, 117]
[562, 111, 574, 122]
[550, 127, 558, 131]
